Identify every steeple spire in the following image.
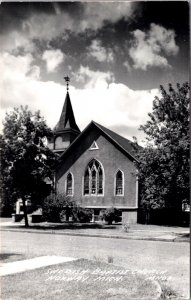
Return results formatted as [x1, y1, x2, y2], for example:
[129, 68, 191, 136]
[55, 91, 80, 132]
[54, 76, 80, 132]
[49, 76, 80, 154]
[64, 76, 70, 92]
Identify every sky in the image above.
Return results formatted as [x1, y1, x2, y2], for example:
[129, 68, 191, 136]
[0, 1, 189, 143]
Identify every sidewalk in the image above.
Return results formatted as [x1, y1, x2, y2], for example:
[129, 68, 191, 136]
[0, 256, 77, 276]
[0, 219, 189, 243]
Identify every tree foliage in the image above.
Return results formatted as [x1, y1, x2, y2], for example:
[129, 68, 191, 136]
[43, 193, 93, 223]
[137, 82, 189, 213]
[0, 106, 57, 226]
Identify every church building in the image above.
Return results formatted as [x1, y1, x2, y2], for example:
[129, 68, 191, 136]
[48, 77, 139, 224]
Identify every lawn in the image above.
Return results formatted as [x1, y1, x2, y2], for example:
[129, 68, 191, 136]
[0, 253, 33, 264]
[0, 252, 36, 264]
[1, 258, 162, 300]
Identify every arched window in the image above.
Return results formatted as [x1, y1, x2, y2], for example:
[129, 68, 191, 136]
[84, 159, 104, 195]
[55, 136, 63, 149]
[66, 173, 73, 196]
[115, 170, 124, 195]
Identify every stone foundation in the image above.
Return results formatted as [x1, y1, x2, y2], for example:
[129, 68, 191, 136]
[122, 210, 137, 224]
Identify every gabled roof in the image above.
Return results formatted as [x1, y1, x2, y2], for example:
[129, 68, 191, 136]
[58, 120, 139, 163]
[93, 122, 139, 161]
[54, 92, 80, 133]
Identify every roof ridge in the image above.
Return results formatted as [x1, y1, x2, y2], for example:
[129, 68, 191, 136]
[58, 120, 139, 163]
[94, 122, 138, 162]
[93, 121, 133, 144]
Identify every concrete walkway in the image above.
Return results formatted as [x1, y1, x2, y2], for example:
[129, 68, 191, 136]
[0, 256, 77, 276]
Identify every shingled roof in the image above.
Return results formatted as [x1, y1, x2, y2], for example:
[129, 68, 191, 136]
[54, 92, 80, 133]
[93, 122, 139, 161]
[58, 120, 139, 162]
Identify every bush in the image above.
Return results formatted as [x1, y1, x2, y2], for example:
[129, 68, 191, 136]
[101, 207, 121, 225]
[59, 209, 69, 222]
[42, 193, 77, 222]
[122, 222, 131, 232]
[75, 208, 93, 223]
[42, 194, 93, 223]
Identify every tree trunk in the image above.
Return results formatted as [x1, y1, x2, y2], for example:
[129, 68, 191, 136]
[145, 210, 150, 224]
[22, 198, 29, 227]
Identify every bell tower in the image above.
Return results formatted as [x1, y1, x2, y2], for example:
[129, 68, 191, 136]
[48, 76, 81, 154]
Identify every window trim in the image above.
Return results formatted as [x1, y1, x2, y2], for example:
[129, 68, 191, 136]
[136, 169, 139, 208]
[65, 172, 74, 196]
[82, 159, 104, 197]
[89, 141, 99, 151]
[114, 169, 124, 196]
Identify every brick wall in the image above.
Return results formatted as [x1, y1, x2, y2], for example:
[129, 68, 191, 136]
[56, 127, 137, 209]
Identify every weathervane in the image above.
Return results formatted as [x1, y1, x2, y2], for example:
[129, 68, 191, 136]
[64, 76, 70, 92]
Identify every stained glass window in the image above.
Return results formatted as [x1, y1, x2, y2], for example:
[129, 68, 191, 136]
[84, 159, 104, 195]
[66, 173, 73, 195]
[115, 170, 124, 195]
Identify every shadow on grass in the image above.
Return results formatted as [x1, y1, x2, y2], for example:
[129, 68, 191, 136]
[9, 222, 121, 231]
[0, 253, 23, 262]
[176, 233, 190, 238]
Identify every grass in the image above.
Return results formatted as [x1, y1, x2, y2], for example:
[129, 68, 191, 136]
[159, 283, 178, 299]
[1, 258, 162, 300]
[0, 253, 29, 263]
[107, 255, 114, 264]
[0, 251, 37, 263]
[92, 254, 114, 264]
[1, 221, 121, 231]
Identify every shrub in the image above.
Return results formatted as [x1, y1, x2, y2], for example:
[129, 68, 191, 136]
[159, 283, 178, 299]
[73, 207, 93, 223]
[42, 193, 77, 222]
[122, 222, 131, 232]
[59, 209, 69, 222]
[42, 194, 93, 223]
[101, 207, 121, 225]
[42, 195, 59, 222]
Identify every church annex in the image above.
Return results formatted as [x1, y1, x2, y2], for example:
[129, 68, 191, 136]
[48, 78, 139, 224]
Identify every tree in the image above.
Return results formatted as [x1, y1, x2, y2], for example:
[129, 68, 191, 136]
[136, 82, 189, 223]
[0, 106, 57, 226]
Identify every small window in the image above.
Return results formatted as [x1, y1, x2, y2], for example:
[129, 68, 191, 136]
[66, 173, 73, 196]
[115, 170, 124, 196]
[89, 141, 99, 150]
[55, 136, 63, 149]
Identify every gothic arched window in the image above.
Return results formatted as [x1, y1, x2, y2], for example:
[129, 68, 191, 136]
[66, 172, 73, 196]
[84, 159, 104, 195]
[115, 170, 124, 195]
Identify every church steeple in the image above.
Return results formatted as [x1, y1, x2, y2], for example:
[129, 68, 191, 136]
[55, 91, 80, 133]
[48, 76, 81, 154]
